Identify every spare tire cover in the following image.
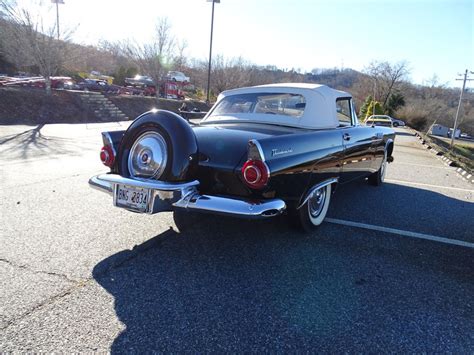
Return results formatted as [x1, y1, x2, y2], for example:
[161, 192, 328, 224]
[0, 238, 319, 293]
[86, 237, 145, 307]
[118, 110, 198, 182]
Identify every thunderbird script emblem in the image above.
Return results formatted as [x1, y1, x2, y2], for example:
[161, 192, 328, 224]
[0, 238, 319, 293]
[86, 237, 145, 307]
[271, 148, 293, 156]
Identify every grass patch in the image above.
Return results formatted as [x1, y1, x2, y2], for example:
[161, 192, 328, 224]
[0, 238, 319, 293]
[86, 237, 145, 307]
[453, 144, 474, 161]
[426, 134, 474, 172]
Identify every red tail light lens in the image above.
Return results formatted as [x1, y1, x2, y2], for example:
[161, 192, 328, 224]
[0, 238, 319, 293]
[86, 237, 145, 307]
[242, 159, 269, 189]
[100, 145, 115, 167]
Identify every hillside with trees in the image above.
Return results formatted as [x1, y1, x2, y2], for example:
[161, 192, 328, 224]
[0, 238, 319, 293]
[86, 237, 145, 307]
[0, 1, 472, 134]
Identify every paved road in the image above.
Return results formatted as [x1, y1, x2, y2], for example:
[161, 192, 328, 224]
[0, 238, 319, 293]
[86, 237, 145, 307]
[1, 123, 473, 352]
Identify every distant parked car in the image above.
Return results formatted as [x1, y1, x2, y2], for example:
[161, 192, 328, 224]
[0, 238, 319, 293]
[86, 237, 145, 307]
[364, 115, 393, 127]
[166, 71, 190, 82]
[77, 79, 120, 94]
[125, 75, 154, 87]
[389, 117, 406, 127]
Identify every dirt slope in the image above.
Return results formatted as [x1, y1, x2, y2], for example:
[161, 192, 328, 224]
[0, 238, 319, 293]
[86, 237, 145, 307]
[0, 87, 210, 125]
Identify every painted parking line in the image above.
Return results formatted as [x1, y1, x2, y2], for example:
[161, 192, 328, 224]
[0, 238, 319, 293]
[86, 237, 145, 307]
[385, 179, 474, 193]
[326, 218, 474, 249]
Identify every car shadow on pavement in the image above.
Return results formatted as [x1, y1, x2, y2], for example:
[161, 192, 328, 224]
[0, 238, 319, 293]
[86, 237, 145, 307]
[329, 181, 474, 241]
[93, 183, 473, 353]
[0, 124, 79, 159]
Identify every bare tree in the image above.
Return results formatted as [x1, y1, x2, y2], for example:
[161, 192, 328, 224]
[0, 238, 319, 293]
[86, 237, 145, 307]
[118, 17, 175, 91]
[0, 0, 74, 95]
[365, 61, 410, 107]
[173, 39, 188, 72]
[210, 55, 254, 94]
[155, 18, 174, 57]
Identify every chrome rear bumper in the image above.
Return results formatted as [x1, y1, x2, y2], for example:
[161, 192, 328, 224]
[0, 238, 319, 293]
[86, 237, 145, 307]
[89, 174, 286, 218]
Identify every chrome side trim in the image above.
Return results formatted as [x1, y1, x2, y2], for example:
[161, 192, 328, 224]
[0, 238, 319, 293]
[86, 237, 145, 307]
[297, 177, 339, 209]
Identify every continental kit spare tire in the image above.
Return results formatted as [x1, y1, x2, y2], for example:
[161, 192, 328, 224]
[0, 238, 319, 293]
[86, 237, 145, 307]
[117, 110, 198, 182]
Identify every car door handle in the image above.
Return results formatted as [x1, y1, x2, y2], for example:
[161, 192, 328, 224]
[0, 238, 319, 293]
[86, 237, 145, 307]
[343, 133, 351, 141]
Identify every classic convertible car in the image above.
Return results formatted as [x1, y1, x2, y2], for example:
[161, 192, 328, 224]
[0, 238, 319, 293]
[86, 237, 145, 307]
[89, 83, 395, 232]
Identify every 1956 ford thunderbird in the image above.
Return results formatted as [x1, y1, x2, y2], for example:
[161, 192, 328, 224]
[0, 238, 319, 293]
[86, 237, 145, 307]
[89, 83, 395, 232]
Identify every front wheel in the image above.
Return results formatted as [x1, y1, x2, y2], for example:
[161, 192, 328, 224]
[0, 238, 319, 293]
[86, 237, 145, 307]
[368, 150, 387, 186]
[293, 184, 332, 232]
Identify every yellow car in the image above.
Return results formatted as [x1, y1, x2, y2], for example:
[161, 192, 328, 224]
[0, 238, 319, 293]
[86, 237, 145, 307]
[364, 115, 393, 127]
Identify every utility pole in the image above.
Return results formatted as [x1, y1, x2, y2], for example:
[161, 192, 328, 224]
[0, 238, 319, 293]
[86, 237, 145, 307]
[206, 0, 220, 105]
[373, 78, 377, 117]
[51, 0, 64, 40]
[451, 69, 473, 149]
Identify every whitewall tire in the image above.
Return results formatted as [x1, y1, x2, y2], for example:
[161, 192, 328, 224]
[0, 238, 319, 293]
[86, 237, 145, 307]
[296, 184, 332, 232]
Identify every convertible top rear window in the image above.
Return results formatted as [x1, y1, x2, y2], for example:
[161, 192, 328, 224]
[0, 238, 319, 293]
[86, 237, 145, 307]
[209, 93, 306, 119]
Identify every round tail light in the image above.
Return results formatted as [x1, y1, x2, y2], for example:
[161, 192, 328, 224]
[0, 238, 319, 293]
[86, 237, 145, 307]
[100, 145, 115, 167]
[242, 160, 269, 189]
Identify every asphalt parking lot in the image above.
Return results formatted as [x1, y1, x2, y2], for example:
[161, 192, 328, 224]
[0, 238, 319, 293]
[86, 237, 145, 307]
[1, 123, 473, 352]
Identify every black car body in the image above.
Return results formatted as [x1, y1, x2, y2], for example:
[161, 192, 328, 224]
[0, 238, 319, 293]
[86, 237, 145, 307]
[89, 84, 395, 231]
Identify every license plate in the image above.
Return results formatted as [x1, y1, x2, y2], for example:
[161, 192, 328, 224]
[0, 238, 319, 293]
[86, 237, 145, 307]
[115, 184, 150, 212]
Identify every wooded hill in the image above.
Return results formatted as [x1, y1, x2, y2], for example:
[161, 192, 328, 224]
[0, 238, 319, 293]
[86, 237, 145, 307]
[0, 13, 472, 134]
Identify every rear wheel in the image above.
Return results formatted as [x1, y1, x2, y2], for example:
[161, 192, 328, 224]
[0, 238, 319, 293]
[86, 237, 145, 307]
[173, 210, 201, 233]
[368, 150, 387, 186]
[292, 184, 332, 232]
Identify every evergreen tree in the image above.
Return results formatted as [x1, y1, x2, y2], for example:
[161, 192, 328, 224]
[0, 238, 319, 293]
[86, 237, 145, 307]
[365, 101, 384, 118]
[359, 95, 373, 119]
[385, 92, 406, 116]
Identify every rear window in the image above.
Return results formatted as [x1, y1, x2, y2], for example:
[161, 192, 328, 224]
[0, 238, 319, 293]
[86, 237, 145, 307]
[209, 93, 306, 119]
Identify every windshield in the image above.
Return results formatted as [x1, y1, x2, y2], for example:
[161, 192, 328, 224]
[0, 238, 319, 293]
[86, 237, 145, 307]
[208, 93, 306, 119]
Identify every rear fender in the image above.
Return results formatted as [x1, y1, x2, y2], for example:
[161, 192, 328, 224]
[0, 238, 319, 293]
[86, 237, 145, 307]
[255, 130, 343, 207]
[101, 130, 125, 172]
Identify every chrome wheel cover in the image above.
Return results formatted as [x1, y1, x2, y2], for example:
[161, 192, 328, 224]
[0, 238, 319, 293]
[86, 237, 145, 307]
[308, 187, 326, 218]
[128, 132, 167, 179]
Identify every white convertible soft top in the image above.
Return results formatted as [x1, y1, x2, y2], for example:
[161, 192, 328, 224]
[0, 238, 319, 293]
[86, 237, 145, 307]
[203, 83, 352, 129]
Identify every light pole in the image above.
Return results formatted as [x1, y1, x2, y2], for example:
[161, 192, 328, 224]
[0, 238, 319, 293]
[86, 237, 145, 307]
[206, 0, 220, 105]
[51, 0, 64, 40]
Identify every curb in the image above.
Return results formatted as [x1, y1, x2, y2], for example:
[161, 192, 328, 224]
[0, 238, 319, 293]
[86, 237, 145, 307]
[413, 131, 474, 184]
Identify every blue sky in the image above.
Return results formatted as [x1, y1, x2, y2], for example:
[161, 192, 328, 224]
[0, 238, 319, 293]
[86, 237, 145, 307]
[25, 0, 474, 87]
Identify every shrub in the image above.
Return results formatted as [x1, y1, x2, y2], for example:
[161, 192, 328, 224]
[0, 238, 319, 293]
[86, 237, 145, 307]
[397, 104, 429, 130]
[409, 116, 428, 130]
